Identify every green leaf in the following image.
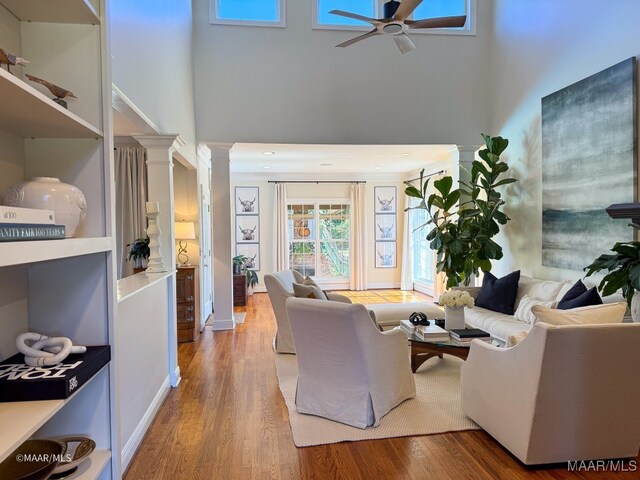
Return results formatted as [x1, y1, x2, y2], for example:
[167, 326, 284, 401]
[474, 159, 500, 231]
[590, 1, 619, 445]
[493, 178, 518, 188]
[434, 177, 453, 197]
[405, 186, 422, 199]
[612, 243, 640, 259]
[443, 190, 461, 211]
[422, 177, 431, 196]
[629, 264, 640, 291]
[601, 270, 629, 296]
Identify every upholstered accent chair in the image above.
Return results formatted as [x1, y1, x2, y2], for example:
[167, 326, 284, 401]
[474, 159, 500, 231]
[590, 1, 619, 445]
[286, 297, 416, 428]
[264, 270, 351, 353]
[461, 321, 640, 465]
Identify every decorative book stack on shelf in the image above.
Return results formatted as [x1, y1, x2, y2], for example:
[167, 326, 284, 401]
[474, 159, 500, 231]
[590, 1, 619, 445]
[0, 0, 117, 478]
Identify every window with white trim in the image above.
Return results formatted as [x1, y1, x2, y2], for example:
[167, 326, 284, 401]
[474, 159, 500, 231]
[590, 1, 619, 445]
[313, 0, 472, 33]
[288, 203, 350, 280]
[210, 0, 286, 27]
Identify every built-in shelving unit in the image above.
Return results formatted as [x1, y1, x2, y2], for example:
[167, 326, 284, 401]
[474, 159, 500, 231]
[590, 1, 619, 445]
[0, 0, 99, 25]
[0, 68, 103, 139]
[0, 237, 112, 267]
[0, 0, 116, 477]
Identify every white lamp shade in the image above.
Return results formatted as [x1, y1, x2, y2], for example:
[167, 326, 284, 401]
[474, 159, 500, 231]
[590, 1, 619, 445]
[175, 221, 196, 240]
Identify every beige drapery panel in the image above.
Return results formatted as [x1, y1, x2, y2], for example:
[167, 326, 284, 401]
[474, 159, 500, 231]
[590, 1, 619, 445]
[349, 183, 367, 291]
[274, 183, 289, 272]
[115, 146, 148, 279]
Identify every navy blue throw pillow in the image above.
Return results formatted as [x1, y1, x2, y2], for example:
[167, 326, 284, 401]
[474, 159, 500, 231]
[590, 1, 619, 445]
[475, 270, 521, 315]
[557, 281, 602, 310]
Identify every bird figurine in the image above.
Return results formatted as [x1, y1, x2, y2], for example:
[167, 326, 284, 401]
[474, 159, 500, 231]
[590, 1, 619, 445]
[25, 73, 77, 109]
[0, 47, 29, 74]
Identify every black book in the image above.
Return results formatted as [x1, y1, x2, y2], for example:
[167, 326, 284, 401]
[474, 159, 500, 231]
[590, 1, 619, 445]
[0, 223, 66, 242]
[0, 346, 110, 402]
[450, 328, 490, 339]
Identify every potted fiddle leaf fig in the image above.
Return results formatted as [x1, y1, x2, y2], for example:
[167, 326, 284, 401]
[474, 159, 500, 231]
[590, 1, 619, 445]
[405, 134, 517, 288]
[126, 236, 150, 273]
[584, 235, 640, 322]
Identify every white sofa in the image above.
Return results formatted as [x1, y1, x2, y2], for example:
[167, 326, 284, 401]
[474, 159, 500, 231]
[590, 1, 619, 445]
[461, 321, 640, 464]
[459, 276, 628, 344]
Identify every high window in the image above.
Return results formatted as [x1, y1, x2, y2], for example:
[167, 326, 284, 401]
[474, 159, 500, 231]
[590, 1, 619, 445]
[210, 0, 286, 27]
[314, 0, 473, 33]
[288, 203, 350, 282]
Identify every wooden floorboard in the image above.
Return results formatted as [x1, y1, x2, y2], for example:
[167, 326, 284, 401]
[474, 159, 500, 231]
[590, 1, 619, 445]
[124, 290, 639, 479]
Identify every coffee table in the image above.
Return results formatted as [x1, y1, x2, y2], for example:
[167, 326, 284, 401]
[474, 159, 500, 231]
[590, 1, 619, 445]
[407, 333, 470, 373]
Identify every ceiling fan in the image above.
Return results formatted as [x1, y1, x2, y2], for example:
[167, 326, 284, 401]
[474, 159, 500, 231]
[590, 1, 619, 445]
[330, 0, 467, 54]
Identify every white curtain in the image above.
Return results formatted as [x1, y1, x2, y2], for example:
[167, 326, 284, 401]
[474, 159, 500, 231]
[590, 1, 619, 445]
[115, 146, 148, 279]
[349, 183, 367, 291]
[400, 192, 414, 291]
[274, 183, 289, 272]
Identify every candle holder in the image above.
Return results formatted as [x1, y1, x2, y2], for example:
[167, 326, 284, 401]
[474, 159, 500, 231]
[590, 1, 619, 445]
[145, 203, 167, 273]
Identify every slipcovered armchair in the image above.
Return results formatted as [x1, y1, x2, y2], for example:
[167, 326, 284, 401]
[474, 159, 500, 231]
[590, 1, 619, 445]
[286, 297, 415, 428]
[264, 270, 352, 353]
[461, 322, 640, 465]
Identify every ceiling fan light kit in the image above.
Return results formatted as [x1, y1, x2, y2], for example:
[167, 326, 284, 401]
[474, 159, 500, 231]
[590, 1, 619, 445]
[330, 0, 467, 54]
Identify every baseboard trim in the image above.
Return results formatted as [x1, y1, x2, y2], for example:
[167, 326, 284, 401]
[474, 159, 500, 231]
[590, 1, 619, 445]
[252, 286, 267, 293]
[121, 375, 171, 471]
[367, 282, 401, 290]
[170, 366, 181, 387]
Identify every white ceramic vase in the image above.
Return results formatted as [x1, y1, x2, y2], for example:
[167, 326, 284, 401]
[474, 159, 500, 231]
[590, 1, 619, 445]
[4, 177, 86, 238]
[631, 294, 640, 323]
[444, 306, 465, 331]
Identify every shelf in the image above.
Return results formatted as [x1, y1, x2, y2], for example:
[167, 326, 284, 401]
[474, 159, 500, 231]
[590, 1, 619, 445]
[0, 365, 108, 464]
[0, 237, 112, 267]
[117, 271, 175, 303]
[0, 0, 99, 24]
[72, 449, 111, 480]
[0, 68, 103, 139]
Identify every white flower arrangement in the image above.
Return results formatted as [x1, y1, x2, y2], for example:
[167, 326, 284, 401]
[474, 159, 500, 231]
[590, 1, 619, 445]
[439, 289, 475, 308]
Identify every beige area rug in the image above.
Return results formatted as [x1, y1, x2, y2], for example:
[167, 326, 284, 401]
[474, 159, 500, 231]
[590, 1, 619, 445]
[205, 311, 246, 326]
[274, 354, 480, 447]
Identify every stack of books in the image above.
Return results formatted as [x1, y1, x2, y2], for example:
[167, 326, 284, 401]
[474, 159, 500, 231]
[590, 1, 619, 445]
[0, 206, 65, 242]
[400, 320, 450, 342]
[449, 328, 491, 346]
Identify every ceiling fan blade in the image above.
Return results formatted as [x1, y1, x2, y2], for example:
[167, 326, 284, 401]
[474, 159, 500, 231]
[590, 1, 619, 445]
[393, 33, 416, 54]
[336, 29, 380, 48]
[329, 9, 379, 25]
[393, 0, 423, 22]
[408, 15, 467, 29]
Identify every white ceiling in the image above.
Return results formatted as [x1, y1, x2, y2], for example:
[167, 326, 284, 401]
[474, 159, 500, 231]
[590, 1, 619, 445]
[230, 143, 457, 175]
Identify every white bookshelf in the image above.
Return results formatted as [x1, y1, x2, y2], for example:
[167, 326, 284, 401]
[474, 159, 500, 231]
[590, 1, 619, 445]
[0, 68, 103, 139]
[0, 0, 117, 477]
[0, 0, 99, 25]
[0, 237, 112, 268]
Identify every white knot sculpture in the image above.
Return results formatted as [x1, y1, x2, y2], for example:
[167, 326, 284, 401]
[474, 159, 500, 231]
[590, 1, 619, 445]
[16, 332, 87, 367]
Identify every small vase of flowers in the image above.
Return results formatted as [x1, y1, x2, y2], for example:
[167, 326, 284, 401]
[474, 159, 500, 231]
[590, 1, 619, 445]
[439, 290, 475, 331]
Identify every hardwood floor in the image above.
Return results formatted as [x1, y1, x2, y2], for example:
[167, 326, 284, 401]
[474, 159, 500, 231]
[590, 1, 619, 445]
[124, 290, 638, 479]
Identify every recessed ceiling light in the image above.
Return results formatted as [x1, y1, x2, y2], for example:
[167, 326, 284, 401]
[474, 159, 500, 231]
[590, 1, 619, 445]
[263, 151, 275, 155]
[262, 165, 271, 169]
[401, 153, 412, 157]
[320, 163, 333, 166]
[375, 166, 382, 170]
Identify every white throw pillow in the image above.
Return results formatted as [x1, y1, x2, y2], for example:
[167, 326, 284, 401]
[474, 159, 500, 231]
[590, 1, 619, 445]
[506, 331, 528, 347]
[514, 294, 555, 324]
[531, 302, 627, 326]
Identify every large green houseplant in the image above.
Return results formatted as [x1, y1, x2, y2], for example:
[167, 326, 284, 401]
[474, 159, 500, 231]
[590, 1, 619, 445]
[405, 134, 517, 288]
[584, 233, 640, 320]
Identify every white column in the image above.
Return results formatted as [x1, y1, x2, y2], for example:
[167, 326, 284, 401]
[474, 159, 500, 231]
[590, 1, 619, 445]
[135, 134, 185, 387]
[455, 145, 480, 190]
[208, 143, 235, 330]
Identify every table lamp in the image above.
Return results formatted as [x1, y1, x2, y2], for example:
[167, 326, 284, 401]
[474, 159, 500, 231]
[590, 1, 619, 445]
[175, 221, 196, 266]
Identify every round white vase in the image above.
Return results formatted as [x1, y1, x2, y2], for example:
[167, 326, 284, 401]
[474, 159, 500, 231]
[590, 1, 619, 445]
[444, 306, 465, 331]
[4, 177, 86, 238]
[631, 294, 640, 323]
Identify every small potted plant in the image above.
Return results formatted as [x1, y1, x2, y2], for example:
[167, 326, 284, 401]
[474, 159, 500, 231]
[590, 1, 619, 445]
[126, 236, 150, 273]
[584, 238, 640, 322]
[233, 255, 247, 275]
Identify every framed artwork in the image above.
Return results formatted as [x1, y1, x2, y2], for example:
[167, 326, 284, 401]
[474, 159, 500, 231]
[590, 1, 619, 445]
[374, 186, 396, 214]
[235, 186, 260, 215]
[236, 215, 260, 243]
[375, 214, 396, 241]
[375, 241, 396, 269]
[541, 58, 637, 270]
[236, 243, 260, 270]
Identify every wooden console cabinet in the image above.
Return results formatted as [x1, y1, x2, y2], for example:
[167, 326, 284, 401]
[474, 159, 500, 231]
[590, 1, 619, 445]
[177, 266, 199, 342]
[233, 274, 247, 306]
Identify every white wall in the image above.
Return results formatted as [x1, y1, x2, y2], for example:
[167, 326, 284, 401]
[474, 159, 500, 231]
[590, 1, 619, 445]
[489, 0, 640, 282]
[110, 0, 197, 165]
[193, 0, 492, 146]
